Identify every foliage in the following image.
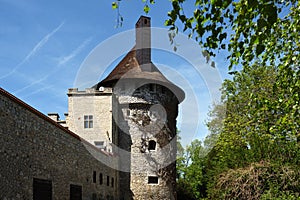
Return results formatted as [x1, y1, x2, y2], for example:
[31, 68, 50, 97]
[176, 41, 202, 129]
[164, 1, 299, 70]
[207, 63, 299, 198]
[220, 64, 299, 164]
[176, 137, 208, 199]
[210, 161, 300, 200]
[176, 179, 198, 200]
[176, 63, 299, 199]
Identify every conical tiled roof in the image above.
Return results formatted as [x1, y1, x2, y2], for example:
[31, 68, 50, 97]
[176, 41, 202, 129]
[93, 16, 185, 103]
[93, 47, 185, 102]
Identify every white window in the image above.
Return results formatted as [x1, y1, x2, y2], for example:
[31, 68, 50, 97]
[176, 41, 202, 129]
[126, 109, 131, 116]
[84, 115, 93, 128]
[94, 141, 105, 149]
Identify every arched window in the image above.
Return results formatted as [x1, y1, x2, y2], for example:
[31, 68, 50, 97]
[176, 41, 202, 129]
[148, 140, 156, 151]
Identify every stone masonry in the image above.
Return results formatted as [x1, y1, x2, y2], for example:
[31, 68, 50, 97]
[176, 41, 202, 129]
[66, 87, 113, 152]
[0, 88, 118, 200]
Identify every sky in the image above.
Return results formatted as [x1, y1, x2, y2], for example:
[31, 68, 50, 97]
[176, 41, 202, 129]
[0, 0, 231, 146]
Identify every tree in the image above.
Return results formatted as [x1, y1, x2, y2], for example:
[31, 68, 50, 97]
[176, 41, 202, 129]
[204, 64, 300, 199]
[176, 137, 208, 199]
[113, 1, 299, 70]
[165, 1, 299, 71]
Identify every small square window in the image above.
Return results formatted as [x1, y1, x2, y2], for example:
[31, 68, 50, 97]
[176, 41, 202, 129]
[148, 140, 156, 151]
[84, 115, 93, 128]
[94, 141, 105, 149]
[148, 176, 159, 184]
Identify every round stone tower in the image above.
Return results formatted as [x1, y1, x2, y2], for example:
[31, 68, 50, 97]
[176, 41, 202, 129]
[95, 16, 185, 200]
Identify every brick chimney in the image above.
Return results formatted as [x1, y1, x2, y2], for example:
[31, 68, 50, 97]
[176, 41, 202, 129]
[135, 16, 152, 71]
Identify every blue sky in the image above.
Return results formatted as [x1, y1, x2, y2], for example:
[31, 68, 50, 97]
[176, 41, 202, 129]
[0, 0, 231, 146]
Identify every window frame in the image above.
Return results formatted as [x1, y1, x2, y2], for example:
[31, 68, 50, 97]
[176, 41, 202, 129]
[147, 176, 159, 184]
[94, 141, 105, 149]
[84, 115, 93, 129]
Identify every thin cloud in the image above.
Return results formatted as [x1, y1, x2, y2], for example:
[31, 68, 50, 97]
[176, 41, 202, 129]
[14, 76, 48, 95]
[58, 37, 92, 66]
[0, 21, 65, 80]
[13, 37, 92, 96]
[21, 85, 53, 98]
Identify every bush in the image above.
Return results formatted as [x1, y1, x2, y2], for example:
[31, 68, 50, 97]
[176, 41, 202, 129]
[208, 161, 300, 200]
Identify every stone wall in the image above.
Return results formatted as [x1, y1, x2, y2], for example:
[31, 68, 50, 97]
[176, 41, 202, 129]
[67, 88, 112, 152]
[113, 82, 178, 200]
[0, 88, 118, 200]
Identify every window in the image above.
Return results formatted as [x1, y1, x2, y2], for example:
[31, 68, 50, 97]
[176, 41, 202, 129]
[70, 184, 82, 200]
[84, 115, 93, 128]
[111, 177, 114, 188]
[148, 176, 159, 184]
[126, 109, 130, 116]
[94, 141, 105, 149]
[107, 176, 110, 186]
[93, 171, 96, 183]
[99, 173, 103, 185]
[148, 140, 156, 151]
[33, 178, 52, 200]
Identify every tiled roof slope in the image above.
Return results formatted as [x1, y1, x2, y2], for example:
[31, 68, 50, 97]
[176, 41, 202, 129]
[93, 47, 185, 102]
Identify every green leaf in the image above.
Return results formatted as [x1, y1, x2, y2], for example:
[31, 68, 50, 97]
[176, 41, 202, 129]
[144, 5, 150, 14]
[112, 2, 118, 9]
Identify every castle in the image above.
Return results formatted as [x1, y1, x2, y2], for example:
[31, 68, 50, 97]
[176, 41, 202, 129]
[0, 16, 184, 200]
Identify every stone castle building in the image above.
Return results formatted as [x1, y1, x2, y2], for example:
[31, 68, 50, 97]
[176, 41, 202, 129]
[0, 16, 184, 200]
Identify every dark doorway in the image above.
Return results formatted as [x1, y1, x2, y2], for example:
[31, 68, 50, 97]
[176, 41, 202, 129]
[33, 178, 52, 200]
[70, 184, 82, 200]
